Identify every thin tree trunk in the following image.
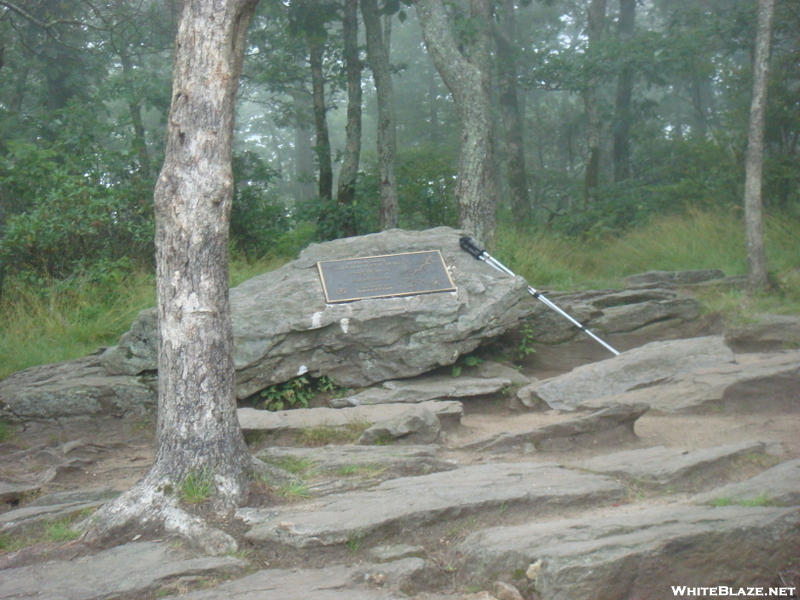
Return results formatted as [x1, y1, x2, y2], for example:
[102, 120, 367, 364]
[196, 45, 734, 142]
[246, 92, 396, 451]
[120, 51, 151, 179]
[84, 0, 258, 555]
[494, 0, 531, 224]
[361, 0, 398, 229]
[583, 0, 606, 206]
[612, 0, 635, 183]
[336, 0, 363, 236]
[309, 39, 333, 200]
[744, 0, 775, 293]
[416, 0, 497, 246]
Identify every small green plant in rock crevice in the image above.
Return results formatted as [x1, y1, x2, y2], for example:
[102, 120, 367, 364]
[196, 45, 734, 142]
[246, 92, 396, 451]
[180, 467, 216, 504]
[516, 323, 537, 362]
[451, 354, 483, 378]
[257, 375, 345, 411]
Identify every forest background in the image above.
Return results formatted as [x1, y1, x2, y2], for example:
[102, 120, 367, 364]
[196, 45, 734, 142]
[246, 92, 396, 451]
[1, 0, 799, 381]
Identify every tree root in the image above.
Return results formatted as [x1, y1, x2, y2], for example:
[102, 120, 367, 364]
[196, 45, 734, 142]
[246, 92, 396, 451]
[79, 480, 239, 556]
[78, 457, 296, 556]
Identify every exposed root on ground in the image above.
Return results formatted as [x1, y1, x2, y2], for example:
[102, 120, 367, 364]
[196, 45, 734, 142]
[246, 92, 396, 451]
[77, 456, 296, 556]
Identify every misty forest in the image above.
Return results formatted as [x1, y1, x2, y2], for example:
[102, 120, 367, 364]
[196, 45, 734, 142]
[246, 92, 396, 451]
[1, 0, 799, 377]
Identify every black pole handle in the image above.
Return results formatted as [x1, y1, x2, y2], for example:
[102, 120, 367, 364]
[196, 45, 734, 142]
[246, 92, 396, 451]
[459, 236, 485, 260]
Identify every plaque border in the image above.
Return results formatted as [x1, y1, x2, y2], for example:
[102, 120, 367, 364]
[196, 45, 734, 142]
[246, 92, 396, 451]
[317, 249, 457, 304]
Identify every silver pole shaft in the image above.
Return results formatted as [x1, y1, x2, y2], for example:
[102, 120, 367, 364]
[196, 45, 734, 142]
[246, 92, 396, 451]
[477, 253, 620, 356]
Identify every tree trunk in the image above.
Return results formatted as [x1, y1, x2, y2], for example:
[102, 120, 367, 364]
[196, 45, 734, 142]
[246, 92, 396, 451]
[494, 0, 531, 224]
[309, 39, 333, 200]
[361, 0, 398, 229]
[336, 0, 362, 236]
[583, 0, 606, 206]
[744, 0, 775, 293]
[612, 0, 635, 183]
[120, 51, 151, 179]
[83, 0, 259, 555]
[416, 0, 497, 247]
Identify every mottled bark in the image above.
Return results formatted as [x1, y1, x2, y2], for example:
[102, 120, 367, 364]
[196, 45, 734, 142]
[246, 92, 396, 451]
[310, 39, 333, 200]
[83, 0, 258, 554]
[361, 0, 398, 229]
[612, 0, 635, 183]
[494, 0, 531, 224]
[583, 0, 606, 206]
[416, 0, 497, 247]
[744, 0, 775, 293]
[336, 0, 362, 236]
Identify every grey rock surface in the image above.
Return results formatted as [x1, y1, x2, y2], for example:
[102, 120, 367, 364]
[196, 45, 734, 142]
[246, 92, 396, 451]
[358, 405, 441, 445]
[459, 404, 648, 453]
[460, 504, 800, 600]
[241, 463, 626, 548]
[725, 314, 800, 352]
[0, 481, 40, 504]
[519, 288, 702, 344]
[516, 336, 735, 410]
[102, 227, 531, 396]
[256, 444, 456, 478]
[332, 375, 512, 408]
[0, 355, 156, 422]
[164, 564, 458, 600]
[574, 440, 766, 491]
[577, 350, 800, 413]
[237, 400, 463, 434]
[0, 541, 247, 600]
[694, 459, 800, 507]
[0, 500, 110, 534]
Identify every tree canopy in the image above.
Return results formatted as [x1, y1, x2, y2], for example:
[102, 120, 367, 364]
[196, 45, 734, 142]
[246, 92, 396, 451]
[1, 0, 798, 283]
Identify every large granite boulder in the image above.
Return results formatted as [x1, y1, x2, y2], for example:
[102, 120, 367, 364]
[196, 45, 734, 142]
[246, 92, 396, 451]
[102, 228, 531, 398]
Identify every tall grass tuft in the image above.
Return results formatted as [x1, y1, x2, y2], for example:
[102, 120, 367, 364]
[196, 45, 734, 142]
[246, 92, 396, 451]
[495, 210, 800, 294]
[0, 272, 156, 380]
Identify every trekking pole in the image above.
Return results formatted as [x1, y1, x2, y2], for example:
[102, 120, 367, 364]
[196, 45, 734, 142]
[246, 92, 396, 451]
[459, 236, 620, 356]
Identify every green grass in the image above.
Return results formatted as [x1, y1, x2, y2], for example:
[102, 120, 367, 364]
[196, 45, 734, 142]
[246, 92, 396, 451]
[710, 492, 774, 508]
[0, 510, 93, 554]
[180, 467, 216, 504]
[496, 209, 800, 317]
[0, 255, 288, 381]
[275, 481, 312, 500]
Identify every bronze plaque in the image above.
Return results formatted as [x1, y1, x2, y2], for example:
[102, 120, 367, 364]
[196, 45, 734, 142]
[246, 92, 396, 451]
[317, 250, 457, 303]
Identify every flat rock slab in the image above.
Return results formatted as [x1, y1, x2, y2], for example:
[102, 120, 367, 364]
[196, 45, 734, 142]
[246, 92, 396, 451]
[459, 404, 648, 453]
[238, 400, 463, 434]
[578, 350, 800, 413]
[0, 541, 247, 600]
[0, 500, 110, 534]
[241, 463, 626, 548]
[331, 375, 512, 408]
[256, 444, 457, 477]
[517, 337, 734, 410]
[725, 314, 800, 351]
[460, 504, 800, 600]
[164, 564, 458, 600]
[0, 481, 40, 505]
[0, 355, 156, 422]
[574, 440, 766, 491]
[695, 459, 800, 507]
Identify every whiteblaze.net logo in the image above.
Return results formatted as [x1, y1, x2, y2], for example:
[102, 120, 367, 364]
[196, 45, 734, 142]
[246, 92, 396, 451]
[671, 586, 797, 597]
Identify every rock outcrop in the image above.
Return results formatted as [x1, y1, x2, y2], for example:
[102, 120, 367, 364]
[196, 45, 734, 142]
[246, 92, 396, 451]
[101, 227, 531, 397]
